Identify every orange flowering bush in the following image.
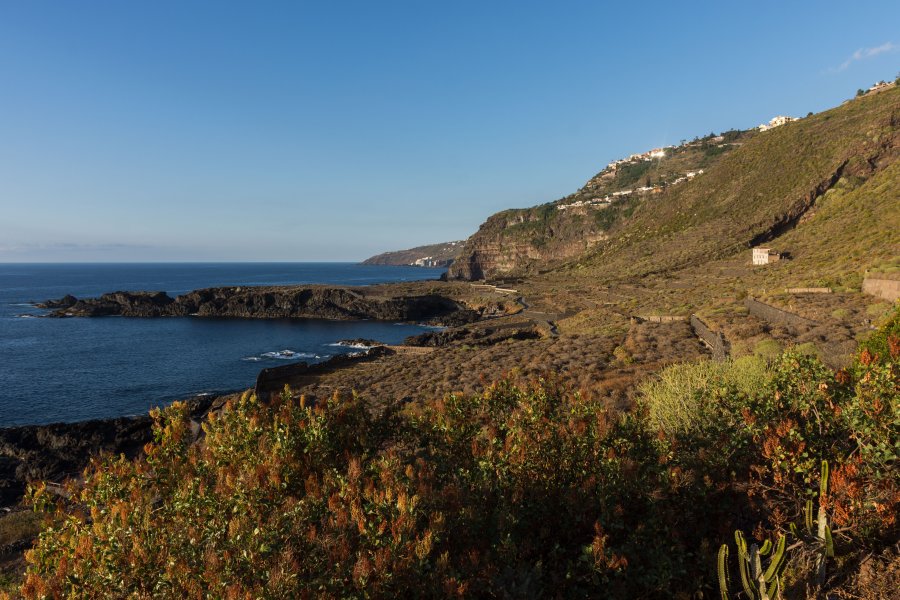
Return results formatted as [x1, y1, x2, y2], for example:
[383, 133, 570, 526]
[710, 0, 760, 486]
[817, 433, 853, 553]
[12, 307, 899, 598]
[20, 392, 449, 598]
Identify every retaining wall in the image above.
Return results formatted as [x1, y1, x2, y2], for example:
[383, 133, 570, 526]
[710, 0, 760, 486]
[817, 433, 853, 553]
[631, 315, 689, 323]
[689, 315, 729, 361]
[862, 278, 900, 302]
[785, 288, 832, 294]
[744, 297, 817, 327]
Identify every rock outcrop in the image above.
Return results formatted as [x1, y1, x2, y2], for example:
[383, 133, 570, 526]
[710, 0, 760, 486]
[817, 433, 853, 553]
[0, 395, 217, 507]
[405, 324, 540, 347]
[46, 286, 480, 326]
[447, 207, 608, 281]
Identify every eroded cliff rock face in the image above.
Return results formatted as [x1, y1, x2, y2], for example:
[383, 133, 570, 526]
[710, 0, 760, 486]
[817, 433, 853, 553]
[447, 206, 608, 281]
[45, 286, 480, 326]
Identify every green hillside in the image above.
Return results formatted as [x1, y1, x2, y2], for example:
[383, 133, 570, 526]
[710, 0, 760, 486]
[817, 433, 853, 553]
[572, 85, 899, 283]
[447, 130, 755, 280]
[451, 86, 899, 286]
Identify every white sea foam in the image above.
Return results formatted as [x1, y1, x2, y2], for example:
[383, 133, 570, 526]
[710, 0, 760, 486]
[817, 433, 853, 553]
[328, 342, 373, 350]
[241, 356, 263, 362]
[260, 350, 319, 360]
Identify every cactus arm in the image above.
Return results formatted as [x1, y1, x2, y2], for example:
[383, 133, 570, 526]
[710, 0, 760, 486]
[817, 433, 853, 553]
[771, 576, 782, 600]
[735, 530, 747, 553]
[738, 549, 757, 599]
[760, 539, 772, 556]
[718, 544, 731, 600]
[751, 545, 770, 600]
[817, 498, 828, 542]
[805, 499, 814, 533]
[764, 535, 786, 583]
[824, 526, 834, 558]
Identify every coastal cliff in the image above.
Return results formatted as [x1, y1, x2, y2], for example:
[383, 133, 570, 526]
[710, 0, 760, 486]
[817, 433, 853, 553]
[447, 205, 609, 280]
[41, 286, 480, 326]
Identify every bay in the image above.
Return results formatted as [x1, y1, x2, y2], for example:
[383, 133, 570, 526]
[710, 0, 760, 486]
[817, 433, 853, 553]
[0, 263, 445, 426]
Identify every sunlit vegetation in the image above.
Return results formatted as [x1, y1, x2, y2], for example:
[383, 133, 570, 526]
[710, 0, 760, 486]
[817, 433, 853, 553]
[10, 307, 899, 598]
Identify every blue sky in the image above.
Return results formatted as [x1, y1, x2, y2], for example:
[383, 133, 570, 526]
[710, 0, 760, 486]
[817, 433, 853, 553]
[1, 1, 897, 262]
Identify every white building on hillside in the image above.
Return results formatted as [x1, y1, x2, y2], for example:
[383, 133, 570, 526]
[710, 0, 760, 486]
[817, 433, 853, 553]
[752, 247, 781, 265]
[758, 115, 797, 132]
[868, 81, 892, 93]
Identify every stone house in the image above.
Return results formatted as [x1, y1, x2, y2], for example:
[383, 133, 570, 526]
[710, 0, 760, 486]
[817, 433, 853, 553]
[752, 247, 781, 265]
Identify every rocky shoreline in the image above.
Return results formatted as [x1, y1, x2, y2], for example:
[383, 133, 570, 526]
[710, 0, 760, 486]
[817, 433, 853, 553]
[1, 284, 498, 507]
[38, 285, 480, 326]
[0, 394, 220, 509]
[0, 344, 407, 510]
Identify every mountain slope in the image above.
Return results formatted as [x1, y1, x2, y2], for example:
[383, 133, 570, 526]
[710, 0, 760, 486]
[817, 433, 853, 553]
[447, 131, 754, 280]
[450, 86, 899, 283]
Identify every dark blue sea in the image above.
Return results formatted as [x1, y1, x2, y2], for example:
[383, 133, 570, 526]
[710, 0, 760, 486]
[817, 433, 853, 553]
[0, 263, 446, 427]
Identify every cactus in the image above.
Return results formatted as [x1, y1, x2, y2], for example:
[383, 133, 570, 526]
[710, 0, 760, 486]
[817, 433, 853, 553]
[718, 531, 787, 600]
[789, 460, 834, 585]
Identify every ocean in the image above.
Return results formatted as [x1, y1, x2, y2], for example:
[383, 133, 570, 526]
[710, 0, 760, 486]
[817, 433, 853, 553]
[0, 263, 446, 427]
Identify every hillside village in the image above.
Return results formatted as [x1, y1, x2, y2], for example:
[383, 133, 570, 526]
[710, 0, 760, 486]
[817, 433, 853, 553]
[559, 113, 807, 211]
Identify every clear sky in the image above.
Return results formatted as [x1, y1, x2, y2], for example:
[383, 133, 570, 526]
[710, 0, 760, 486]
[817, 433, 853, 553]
[1, 1, 898, 262]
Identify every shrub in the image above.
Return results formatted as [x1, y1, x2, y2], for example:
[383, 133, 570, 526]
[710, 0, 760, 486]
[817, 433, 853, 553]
[639, 355, 769, 435]
[753, 338, 783, 360]
[14, 308, 899, 598]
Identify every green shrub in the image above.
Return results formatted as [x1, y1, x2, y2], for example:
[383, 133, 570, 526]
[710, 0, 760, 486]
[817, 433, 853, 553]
[639, 355, 769, 435]
[754, 338, 783, 360]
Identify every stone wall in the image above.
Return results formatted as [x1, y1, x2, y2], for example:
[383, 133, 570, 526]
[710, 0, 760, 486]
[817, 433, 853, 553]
[631, 315, 689, 323]
[689, 315, 729, 361]
[744, 297, 817, 327]
[862, 278, 900, 302]
[785, 288, 832, 294]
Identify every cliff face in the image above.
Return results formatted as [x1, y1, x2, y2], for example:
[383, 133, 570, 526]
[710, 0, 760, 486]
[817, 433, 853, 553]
[448, 207, 608, 280]
[44, 286, 480, 326]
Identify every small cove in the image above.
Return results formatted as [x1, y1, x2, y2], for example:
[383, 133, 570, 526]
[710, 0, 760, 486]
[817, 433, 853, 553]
[0, 263, 445, 426]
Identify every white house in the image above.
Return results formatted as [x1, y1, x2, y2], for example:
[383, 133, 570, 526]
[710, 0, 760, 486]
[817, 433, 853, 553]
[752, 248, 781, 265]
[758, 115, 797, 131]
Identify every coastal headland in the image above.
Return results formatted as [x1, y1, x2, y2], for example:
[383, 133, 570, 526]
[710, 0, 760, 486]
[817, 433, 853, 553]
[38, 283, 488, 326]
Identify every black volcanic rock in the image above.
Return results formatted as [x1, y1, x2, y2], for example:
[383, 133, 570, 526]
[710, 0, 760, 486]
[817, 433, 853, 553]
[0, 395, 217, 508]
[35, 294, 78, 309]
[405, 325, 540, 347]
[46, 286, 479, 325]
